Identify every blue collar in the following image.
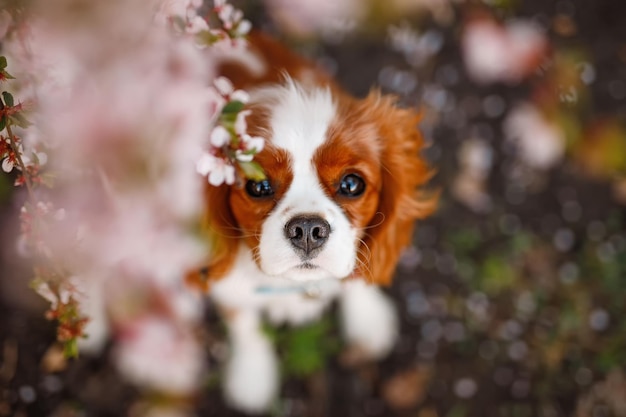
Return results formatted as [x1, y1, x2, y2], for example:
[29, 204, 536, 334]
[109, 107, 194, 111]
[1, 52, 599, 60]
[255, 283, 324, 298]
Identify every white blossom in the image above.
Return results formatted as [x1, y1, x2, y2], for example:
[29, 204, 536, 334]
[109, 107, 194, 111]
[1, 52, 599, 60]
[210, 125, 231, 148]
[231, 89, 250, 103]
[241, 135, 264, 154]
[1, 157, 14, 172]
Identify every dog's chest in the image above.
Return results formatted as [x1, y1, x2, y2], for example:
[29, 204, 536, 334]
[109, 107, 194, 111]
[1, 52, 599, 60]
[210, 245, 342, 326]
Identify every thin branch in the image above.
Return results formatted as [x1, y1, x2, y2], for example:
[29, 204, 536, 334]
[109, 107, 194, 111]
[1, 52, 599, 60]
[6, 123, 35, 199]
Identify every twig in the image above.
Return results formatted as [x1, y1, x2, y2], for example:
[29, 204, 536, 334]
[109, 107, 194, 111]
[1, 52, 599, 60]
[6, 123, 35, 199]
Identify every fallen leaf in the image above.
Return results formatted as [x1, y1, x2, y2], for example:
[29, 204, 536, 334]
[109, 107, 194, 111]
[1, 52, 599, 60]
[382, 365, 432, 410]
[41, 343, 67, 373]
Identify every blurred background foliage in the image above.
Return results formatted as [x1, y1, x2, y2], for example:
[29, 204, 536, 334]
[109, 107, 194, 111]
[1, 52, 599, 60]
[232, 0, 626, 416]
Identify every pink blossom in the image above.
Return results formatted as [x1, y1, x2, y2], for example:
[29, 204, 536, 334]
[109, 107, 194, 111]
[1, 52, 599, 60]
[21, 150, 47, 168]
[263, 0, 363, 38]
[1, 0, 223, 394]
[217, 4, 242, 30]
[0, 10, 11, 40]
[214, 76, 235, 97]
[32, 281, 60, 308]
[504, 103, 565, 170]
[114, 317, 204, 395]
[234, 110, 265, 156]
[213, 0, 251, 37]
[156, 0, 208, 40]
[452, 139, 493, 213]
[238, 136, 265, 160]
[157, 0, 203, 20]
[462, 17, 547, 85]
[209, 32, 248, 52]
[186, 15, 209, 34]
[197, 152, 236, 186]
[1, 0, 261, 397]
[388, 24, 444, 68]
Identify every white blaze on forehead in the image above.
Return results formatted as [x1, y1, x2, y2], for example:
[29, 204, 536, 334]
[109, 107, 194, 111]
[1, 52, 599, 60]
[252, 79, 336, 169]
[252, 80, 357, 280]
[257, 79, 336, 216]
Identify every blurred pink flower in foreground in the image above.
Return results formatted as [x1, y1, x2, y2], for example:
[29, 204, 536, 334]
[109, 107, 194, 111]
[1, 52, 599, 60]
[263, 0, 363, 38]
[115, 316, 204, 395]
[462, 16, 548, 85]
[0, 0, 257, 400]
[504, 102, 566, 170]
[196, 76, 265, 186]
[0, 10, 11, 39]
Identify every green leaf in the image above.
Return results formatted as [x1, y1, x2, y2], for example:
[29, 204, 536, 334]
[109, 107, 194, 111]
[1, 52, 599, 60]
[0, 70, 15, 80]
[195, 30, 222, 47]
[510, 231, 533, 255]
[219, 112, 237, 126]
[478, 256, 517, 295]
[40, 173, 56, 188]
[171, 15, 186, 31]
[283, 338, 325, 377]
[446, 405, 468, 417]
[447, 227, 482, 254]
[2, 91, 14, 107]
[0, 115, 7, 131]
[64, 338, 79, 358]
[10, 113, 31, 129]
[282, 319, 335, 377]
[0, 56, 6, 69]
[221, 100, 245, 115]
[238, 160, 266, 181]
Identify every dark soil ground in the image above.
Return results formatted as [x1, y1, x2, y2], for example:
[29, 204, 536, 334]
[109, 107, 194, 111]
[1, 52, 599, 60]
[2, 0, 626, 416]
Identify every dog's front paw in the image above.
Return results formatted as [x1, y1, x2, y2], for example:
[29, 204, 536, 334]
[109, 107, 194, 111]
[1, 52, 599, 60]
[224, 313, 279, 414]
[340, 280, 398, 361]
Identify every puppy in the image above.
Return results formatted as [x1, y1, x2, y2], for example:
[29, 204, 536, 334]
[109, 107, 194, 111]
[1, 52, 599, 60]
[196, 32, 436, 413]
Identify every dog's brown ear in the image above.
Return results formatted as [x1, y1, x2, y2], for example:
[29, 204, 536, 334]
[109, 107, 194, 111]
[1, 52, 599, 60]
[358, 92, 437, 286]
[186, 182, 240, 291]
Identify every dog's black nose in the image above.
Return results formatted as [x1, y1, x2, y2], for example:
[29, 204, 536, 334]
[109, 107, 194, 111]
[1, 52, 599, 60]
[284, 216, 330, 256]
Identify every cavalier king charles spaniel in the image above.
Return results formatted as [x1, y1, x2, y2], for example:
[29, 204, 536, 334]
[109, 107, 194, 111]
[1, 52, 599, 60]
[193, 32, 436, 413]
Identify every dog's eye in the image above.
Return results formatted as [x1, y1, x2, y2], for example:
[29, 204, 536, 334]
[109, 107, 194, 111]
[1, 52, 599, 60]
[245, 179, 274, 198]
[338, 174, 365, 197]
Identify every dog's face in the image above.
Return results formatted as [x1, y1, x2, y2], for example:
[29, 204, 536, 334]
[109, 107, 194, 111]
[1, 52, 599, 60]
[229, 82, 382, 282]
[203, 79, 435, 285]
